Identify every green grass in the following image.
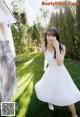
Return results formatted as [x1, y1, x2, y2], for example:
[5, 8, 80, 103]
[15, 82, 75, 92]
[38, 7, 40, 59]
[7, 52, 80, 117]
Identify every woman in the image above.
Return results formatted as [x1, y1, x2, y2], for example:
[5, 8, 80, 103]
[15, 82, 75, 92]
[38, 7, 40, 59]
[35, 27, 80, 117]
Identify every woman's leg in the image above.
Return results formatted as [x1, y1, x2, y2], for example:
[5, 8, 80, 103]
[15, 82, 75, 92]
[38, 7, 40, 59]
[68, 104, 77, 117]
[48, 103, 54, 110]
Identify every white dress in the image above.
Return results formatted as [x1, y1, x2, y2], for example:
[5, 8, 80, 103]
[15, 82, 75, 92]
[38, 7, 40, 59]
[35, 49, 80, 106]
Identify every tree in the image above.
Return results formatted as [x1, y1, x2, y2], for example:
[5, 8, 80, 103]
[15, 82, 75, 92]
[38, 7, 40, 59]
[29, 23, 40, 46]
[11, 0, 28, 54]
[40, 8, 49, 27]
[48, 6, 80, 59]
[76, 0, 80, 32]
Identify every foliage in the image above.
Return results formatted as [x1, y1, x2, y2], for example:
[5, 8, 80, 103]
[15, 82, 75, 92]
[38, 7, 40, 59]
[48, 6, 80, 60]
[11, 0, 80, 59]
[11, 23, 28, 54]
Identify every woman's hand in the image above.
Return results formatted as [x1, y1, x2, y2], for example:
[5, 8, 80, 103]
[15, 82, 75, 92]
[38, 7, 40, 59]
[52, 36, 59, 49]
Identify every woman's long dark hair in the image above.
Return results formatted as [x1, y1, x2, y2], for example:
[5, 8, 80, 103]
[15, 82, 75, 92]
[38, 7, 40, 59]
[44, 27, 62, 59]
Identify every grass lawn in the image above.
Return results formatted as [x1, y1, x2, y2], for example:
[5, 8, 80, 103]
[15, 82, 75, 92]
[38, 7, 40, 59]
[8, 52, 80, 117]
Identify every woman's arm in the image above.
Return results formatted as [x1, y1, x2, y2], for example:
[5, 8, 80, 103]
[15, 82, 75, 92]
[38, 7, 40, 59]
[42, 47, 48, 71]
[52, 37, 66, 66]
[56, 45, 66, 66]
[44, 56, 48, 71]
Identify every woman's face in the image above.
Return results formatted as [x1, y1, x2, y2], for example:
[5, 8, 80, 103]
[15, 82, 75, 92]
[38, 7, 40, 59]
[46, 31, 56, 44]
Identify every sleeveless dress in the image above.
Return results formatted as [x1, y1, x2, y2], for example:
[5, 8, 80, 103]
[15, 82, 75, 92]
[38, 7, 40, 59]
[35, 49, 80, 106]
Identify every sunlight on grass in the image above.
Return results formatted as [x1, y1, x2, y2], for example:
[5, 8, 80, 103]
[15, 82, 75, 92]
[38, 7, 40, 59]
[23, 58, 34, 66]
[17, 58, 34, 73]
[17, 95, 32, 117]
[16, 78, 34, 117]
[29, 82, 34, 92]
[12, 73, 34, 101]
[10, 52, 80, 117]
[18, 73, 32, 86]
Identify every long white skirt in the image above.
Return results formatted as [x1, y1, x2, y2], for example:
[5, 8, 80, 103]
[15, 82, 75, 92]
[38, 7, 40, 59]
[35, 65, 80, 106]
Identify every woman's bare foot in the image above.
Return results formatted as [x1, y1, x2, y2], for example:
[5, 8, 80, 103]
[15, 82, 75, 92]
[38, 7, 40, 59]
[48, 103, 54, 110]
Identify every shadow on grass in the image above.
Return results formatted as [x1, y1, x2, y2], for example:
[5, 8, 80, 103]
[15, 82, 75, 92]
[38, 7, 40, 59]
[11, 52, 45, 117]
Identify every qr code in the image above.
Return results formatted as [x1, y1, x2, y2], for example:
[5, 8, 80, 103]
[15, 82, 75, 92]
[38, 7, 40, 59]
[1, 102, 15, 116]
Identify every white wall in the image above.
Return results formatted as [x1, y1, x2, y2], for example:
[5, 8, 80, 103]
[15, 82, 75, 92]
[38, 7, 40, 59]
[0, 22, 16, 59]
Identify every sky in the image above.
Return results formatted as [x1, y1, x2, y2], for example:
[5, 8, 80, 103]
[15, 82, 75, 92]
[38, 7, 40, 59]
[24, 0, 54, 26]
[5, 0, 76, 26]
[24, 0, 77, 26]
